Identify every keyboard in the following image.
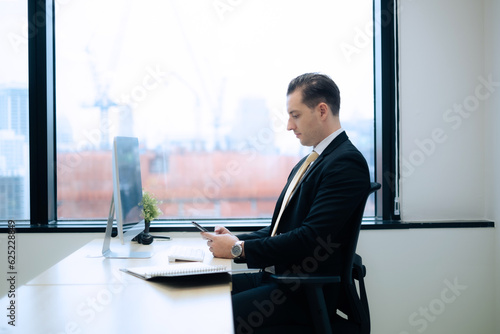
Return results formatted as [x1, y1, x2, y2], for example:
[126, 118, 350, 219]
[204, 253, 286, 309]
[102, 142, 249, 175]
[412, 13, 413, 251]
[167, 245, 205, 262]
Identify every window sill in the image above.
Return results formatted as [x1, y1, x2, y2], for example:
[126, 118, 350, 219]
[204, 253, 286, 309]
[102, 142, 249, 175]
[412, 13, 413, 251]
[360, 218, 494, 229]
[0, 219, 494, 233]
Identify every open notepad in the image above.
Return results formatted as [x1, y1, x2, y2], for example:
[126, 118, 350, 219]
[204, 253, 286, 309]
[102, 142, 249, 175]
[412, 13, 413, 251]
[120, 262, 229, 280]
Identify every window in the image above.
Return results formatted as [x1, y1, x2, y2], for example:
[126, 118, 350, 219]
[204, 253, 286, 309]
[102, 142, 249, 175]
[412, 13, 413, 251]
[0, 0, 29, 221]
[11, 0, 399, 227]
[55, 0, 376, 222]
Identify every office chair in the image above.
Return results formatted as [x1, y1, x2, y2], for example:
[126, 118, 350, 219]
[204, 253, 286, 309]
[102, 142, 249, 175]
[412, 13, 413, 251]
[270, 182, 381, 334]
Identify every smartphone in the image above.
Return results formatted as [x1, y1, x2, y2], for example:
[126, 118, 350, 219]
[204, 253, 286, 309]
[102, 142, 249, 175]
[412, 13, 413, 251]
[191, 221, 208, 232]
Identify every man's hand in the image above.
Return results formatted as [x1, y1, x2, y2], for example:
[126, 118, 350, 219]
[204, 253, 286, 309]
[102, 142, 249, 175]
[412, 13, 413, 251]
[214, 225, 233, 235]
[202, 231, 239, 259]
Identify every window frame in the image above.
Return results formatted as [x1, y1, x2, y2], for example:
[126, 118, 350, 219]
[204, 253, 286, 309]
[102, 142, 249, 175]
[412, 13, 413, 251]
[29, 0, 57, 226]
[26, 0, 399, 229]
[375, 0, 401, 221]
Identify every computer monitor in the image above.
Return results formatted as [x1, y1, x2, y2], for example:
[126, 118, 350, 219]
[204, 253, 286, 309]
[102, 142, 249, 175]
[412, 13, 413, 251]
[102, 136, 150, 258]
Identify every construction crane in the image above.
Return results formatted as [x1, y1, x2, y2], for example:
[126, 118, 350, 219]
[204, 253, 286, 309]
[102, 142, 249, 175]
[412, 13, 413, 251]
[84, 5, 130, 151]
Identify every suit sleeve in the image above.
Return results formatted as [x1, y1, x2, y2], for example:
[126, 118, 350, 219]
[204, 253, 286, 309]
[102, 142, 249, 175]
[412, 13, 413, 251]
[237, 226, 271, 241]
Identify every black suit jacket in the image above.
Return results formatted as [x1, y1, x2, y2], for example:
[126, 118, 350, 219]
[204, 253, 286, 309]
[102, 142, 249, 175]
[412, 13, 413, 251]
[238, 131, 370, 275]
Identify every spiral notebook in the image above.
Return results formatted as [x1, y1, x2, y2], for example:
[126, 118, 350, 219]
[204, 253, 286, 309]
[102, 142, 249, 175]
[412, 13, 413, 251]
[120, 262, 229, 280]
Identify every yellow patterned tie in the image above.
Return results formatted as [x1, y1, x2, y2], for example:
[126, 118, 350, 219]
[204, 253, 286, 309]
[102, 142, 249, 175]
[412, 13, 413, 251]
[271, 151, 319, 237]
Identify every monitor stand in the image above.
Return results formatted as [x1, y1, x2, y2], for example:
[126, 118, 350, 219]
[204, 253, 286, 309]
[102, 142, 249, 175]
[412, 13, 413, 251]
[102, 196, 151, 259]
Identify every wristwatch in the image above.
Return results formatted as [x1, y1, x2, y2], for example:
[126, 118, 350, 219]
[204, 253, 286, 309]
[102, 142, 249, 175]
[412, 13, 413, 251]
[231, 241, 243, 258]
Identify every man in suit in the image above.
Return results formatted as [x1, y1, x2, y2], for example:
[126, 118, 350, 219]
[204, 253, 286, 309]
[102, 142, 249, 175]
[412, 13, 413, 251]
[202, 73, 370, 333]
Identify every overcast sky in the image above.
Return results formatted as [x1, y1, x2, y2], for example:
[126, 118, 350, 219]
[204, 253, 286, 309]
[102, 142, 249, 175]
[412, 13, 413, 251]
[1, 0, 374, 155]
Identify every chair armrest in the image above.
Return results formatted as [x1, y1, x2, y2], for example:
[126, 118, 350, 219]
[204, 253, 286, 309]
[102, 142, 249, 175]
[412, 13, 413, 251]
[271, 274, 340, 334]
[270, 274, 341, 285]
[353, 254, 366, 279]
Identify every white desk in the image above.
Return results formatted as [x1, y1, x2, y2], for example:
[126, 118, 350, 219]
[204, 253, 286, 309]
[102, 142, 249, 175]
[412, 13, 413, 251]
[0, 237, 234, 334]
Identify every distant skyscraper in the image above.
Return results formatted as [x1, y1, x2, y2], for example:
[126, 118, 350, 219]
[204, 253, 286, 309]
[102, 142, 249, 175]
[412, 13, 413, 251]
[228, 97, 276, 153]
[0, 85, 29, 219]
[56, 114, 74, 152]
[0, 86, 28, 137]
[116, 105, 134, 137]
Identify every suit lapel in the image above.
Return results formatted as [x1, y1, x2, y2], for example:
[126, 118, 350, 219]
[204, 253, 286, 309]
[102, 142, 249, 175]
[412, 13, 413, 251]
[288, 131, 348, 198]
[270, 132, 349, 233]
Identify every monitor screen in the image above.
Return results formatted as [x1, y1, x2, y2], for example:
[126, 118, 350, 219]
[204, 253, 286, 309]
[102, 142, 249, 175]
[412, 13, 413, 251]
[102, 136, 150, 258]
[112, 136, 145, 244]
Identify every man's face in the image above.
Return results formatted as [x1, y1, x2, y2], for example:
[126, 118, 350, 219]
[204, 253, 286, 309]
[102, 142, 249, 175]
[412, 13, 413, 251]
[286, 89, 323, 147]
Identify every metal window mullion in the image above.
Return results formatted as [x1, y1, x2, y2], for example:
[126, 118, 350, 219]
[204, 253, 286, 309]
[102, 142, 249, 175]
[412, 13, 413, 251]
[374, 0, 400, 221]
[28, 0, 56, 225]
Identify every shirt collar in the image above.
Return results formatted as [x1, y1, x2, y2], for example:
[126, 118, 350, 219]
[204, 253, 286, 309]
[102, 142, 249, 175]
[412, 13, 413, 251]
[313, 128, 344, 156]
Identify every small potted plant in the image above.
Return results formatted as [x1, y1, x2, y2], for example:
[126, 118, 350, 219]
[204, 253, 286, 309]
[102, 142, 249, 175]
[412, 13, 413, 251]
[141, 190, 163, 225]
[133, 191, 163, 244]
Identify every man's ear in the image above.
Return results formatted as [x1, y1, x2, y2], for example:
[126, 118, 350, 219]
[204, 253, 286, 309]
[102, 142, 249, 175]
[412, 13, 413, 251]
[317, 102, 329, 119]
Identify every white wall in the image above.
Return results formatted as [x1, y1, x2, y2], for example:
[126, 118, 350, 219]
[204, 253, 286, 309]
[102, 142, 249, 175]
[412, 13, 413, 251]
[1, 230, 496, 334]
[397, 1, 499, 334]
[2, 1, 499, 333]
[399, 0, 486, 221]
[484, 0, 500, 333]
[358, 228, 496, 334]
[0, 233, 95, 295]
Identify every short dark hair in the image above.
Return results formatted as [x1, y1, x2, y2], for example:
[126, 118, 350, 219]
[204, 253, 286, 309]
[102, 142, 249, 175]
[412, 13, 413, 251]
[287, 73, 341, 115]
